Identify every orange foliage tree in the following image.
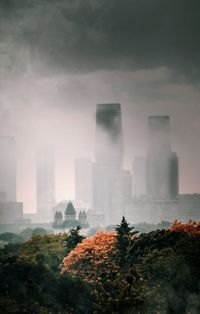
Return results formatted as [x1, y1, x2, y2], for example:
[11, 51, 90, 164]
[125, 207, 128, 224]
[61, 231, 117, 283]
[169, 220, 200, 235]
[61, 230, 150, 313]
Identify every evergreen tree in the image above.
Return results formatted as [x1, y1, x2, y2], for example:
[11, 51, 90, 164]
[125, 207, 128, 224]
[115, 216, 138, 267]
[65, 226, 84, 255]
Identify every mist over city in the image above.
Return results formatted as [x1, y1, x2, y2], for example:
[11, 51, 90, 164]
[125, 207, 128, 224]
[0, 1, 200, 313]
[0, 0, 200, 213]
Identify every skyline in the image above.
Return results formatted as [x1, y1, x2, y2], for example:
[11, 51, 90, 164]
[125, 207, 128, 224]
[0, 1, 200, 212]
[2, 107, 199, 213]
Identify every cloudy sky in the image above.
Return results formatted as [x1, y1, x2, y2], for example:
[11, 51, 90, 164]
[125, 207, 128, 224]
[0, 0, 200, 212]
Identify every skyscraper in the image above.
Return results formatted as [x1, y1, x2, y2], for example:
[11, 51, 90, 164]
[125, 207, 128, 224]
[0, 136, 16, 201]
[95, 103, 123, 168]
[75, 158, 92, 206]
[146, 116, 179, 200]
[132, 156, 146, 197]
[147, 116, 171, 155]
[93, 103, 124, 225]
[36, 146, 55, 221]
[122, 170, 132, 203]
[169, 152, 179, 199]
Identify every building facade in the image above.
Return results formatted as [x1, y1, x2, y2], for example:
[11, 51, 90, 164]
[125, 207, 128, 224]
[0, 136, 16, 201]
[178, 194, 200, 222]
[0, 201, 23, 224]
[93, 103, 125, 225]
[132, 156, 146, 197]
[36, 146, 55, 222]
[146, 116, 179, 200]
[75, 158, 92, 207]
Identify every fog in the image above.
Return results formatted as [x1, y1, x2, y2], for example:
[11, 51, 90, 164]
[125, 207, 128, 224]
[0, 0, 200, 212]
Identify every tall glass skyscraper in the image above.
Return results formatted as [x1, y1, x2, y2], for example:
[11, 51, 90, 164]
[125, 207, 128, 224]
[146, 116, 179, 200]
[95, 103, 123, 168]
[93, 104, 125, 225]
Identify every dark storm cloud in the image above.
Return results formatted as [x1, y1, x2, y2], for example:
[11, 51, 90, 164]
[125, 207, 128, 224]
[0, 0, 200, 81]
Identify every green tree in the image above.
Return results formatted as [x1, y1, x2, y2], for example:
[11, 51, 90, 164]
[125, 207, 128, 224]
[19, 228, 33, 241]
[65, 226, 84, 255]
[115, 216, 138, 267]
[0, 232, 24, 244]
[32, 227, 47, 236]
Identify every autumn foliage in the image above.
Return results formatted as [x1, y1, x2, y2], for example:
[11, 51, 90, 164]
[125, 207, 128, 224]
[169, 220, 200, 235]
[61, 228, 148, 312]
[1, 219, 200, 313]
[61, 231, 117, 283]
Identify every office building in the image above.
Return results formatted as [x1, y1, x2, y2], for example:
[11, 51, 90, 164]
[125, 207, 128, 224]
[95, 103, 123, 168]
[125, 198, 178, 224]
[178, 194, 200, 222]
[36, 146, 55, 221]
[93, 103, 124, 225]
[75, 158, 92, 207]
[132, 156, 146, 197]
[0, 136, 16, 201]
[146, 116, 179, 200]
[0, 200, 23, 224]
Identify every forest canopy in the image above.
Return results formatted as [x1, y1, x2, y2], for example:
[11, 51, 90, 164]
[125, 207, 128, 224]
[0, 220, 200, 313]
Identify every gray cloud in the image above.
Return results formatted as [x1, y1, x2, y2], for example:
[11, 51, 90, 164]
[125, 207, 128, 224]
[0, 0, 200, 81]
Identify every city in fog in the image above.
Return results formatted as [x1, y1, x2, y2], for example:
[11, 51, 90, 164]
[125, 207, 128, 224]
[0, 102, 200, 233]
[1, 2, 200, 313]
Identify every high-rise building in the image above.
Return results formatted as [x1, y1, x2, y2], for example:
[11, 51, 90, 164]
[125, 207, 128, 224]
[132, 156, 146, 197]
[0, 191, 7, 203]
[178, 194, 200, 222]
[122, 170, 132, 203]
[147, 116, 171, 155]
[95, 103, 123, 168]
[169, 152, 179, 199]
[36, 146, 55, 221]
[75, 158, 92, 207]
[93, 103, 124, 225]
[146, 116, 179, 200]
[0, 201, 23, 224]
[0, 136, 16, 201]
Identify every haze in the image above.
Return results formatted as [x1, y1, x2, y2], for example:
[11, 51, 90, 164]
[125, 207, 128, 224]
[0, 0, 200, 212]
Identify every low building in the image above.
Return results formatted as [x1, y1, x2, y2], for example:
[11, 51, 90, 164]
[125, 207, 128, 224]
[65, 202, 76, 222]
[125, 198, 178, 224]
[178, 194, 200, 222]
[0, 201, 23, 224]
[52, 211, 63, 228]
[52, 201, 90, 229]
[87, 209, 105, 227]
[78, 211, 89, 228]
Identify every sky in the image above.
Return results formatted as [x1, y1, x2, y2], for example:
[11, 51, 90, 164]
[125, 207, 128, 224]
[0, 0, 200, 212]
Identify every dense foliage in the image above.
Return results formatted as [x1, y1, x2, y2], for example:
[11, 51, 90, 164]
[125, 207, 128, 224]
[0, 227, 48, 246]
[169, 220, 200, 234]
[0, 220, 200, 313]
[62, 231, 116, 283]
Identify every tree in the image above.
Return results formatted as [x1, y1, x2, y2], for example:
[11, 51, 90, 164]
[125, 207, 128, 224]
[61, 231, 116, 282]
[65, 226, 84, 255]
[0, 232, 24, 244]
[18, 233, 66, 271]
[61, 230, 149, 313]
[19, 228, 33, 241]
[32, 228, 47, 236]
[0, 295, 22, 313]
[115, 216, 138, 267]
[169, 220, 200, 234]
